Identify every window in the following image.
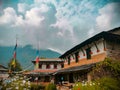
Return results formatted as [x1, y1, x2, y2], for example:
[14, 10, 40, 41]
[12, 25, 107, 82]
[39, 64, 42, 69]
[86, 48, 91, 59]
[46, 64, 50, 69]
[61, 63, 64, 68]
[54, 64, 57, 69]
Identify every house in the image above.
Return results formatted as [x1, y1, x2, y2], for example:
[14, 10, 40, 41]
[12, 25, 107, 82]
[54, 27, 120, 83]
[25, 58, 64, 82]
[0, 64, 9, 80]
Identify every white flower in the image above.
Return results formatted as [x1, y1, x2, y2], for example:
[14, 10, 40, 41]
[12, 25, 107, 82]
[90, 83, 92, 86]
[76, 84, 78, 86]
[93, 83, 95, 85]
[82, 84, 84, 86]
[84, 83, 87, 86]
[15, 86, 19, 89]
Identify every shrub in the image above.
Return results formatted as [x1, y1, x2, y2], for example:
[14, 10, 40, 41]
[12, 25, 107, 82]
[96, 77, 120, 90]
[91, 58, 120, 80]
[30, 84, 45, 90]
[72, 82, 100, 90]
[45, 83, 57, 90]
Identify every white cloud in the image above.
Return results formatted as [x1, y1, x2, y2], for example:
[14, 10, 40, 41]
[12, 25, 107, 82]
[18, 3, 28, 13]
[50, 18, 76, 43]
[51, 18, 73, 33]
[88, 28, 95, 38]
[38, 4, 49, 13]
[1, 1, 120, 53]
[0, 7, 16, 25]
[48, 47, 62, 54]
[25, 7, 45, 26]
[0, 0, 96, 53]
[96, 3, 120, 31]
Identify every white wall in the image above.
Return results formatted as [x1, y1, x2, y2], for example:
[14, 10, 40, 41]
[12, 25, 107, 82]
[50, 64, 54, 69]
[57, 64, 61, 69]
[63, 39, 106, 64]
[91, 40, 105, 56]
[41, 64, 46, 69]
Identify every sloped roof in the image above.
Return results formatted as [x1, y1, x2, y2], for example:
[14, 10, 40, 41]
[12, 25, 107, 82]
[32, 58, 63, 64]
[108, 27, 120, 33]
[53, 63, 96, 75]
[60, 30, 120, 58]
[0, 64, 8, 71]
[24, 69, 57, 76]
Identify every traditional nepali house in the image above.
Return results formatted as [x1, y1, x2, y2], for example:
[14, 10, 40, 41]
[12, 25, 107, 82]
[0, 64, 9, 80]
[54, 27, 120, 84]
[26, 58, 64, 82]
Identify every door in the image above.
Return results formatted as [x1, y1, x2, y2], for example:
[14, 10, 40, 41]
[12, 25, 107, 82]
[69, 73, 74, 83]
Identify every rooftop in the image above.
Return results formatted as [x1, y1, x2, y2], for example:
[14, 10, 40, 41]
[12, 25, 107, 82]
[60, 27, 120, 58]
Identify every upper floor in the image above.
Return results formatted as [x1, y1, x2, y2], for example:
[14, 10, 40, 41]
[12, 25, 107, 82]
[32, 58, 64, 70]
[60, 27, 120, 69]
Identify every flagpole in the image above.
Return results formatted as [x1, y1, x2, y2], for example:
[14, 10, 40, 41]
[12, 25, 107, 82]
[14, 35, 18, 73]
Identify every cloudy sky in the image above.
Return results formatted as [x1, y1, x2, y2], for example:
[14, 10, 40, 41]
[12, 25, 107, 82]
[0, 0, 120, 54]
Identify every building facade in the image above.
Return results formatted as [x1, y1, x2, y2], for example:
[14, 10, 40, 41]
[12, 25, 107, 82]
[54, 27, 120, 83]
[28, 58, 64, 82]
[0, 64, 9, 80]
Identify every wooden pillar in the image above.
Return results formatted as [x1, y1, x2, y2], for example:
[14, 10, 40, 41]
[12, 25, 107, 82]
[75, 52, 79, 63]
[67, 74, 69, 83]
[87, 73, 91, 83]
[94, 42, 100, 52]
[103, 40, 106, 51]
[81, 48, 85, 56]
[68, 56, 70, 65]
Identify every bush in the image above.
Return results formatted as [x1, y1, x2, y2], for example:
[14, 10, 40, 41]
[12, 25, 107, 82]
[96, 77, 120, 90]
[72, 82, 100, 90]
[45, 83, 57, 90]
[30, 84, 45, 90]
[91, 58, 120, 80]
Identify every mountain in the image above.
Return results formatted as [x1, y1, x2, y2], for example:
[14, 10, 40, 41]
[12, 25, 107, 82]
[0, 45, 61, 70]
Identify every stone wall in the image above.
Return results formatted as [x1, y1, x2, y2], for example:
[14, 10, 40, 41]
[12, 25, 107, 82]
[109, 28, 120, 35]
[106, 40, 120, 60]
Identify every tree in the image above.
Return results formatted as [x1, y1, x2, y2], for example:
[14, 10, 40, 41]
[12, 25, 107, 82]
[8, 58, 22, 72]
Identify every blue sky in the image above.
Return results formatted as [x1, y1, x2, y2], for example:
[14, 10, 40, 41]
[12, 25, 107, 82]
[0, 0, 120, 53]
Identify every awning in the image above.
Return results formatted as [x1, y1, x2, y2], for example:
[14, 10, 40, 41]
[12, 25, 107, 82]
[53, 63, 96, 75]
[23, 69, 57, 76]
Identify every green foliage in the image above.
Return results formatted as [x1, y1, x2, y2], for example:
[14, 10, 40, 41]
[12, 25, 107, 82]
[88, 57, 120, 90]
[72, 82, 100, 90]
[91, 58, 120, 79]
[96, 77, 120, 90]
[73, 77, 120, 90]
[30, 84, 45, 90]
[45, 83, 57, 90]
[1, 78, 30, 90]
[8, 58, 22, 72]
[1, 75, 45, 90]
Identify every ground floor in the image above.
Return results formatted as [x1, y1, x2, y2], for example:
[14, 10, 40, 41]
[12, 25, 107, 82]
[54, 63, 95, 84]
[23, 63, 95, 89]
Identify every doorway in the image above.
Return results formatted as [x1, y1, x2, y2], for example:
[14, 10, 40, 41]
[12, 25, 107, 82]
[69, 73, 74, 83]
